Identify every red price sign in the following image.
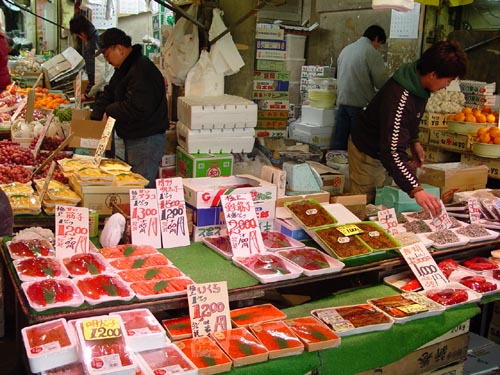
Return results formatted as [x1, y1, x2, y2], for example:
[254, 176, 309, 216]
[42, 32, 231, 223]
[129, 188, 161, 248]
[432, 201, 453, 231]
[468, 198, 481, 223]
[55, 205, 89, 258]
[377, 208, 399, 235]
[187, 281, 230, 337]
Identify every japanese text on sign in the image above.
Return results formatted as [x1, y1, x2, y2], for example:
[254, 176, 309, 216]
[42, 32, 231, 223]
[129, 188, 161, 248]
[336, 224, 363, 237]
[377, 208, 399, 235]
[187, 281, 230, 337]
[469, 198, 481, 223]
[432, 201, 453, 231]
[156, 177, 190, 248]
[221, 193, 266, 258]
[82, 317, 123, 341]
[55, 205, 89, 258]
[400, 242, 448, 290]
[93, 117, 115, 168]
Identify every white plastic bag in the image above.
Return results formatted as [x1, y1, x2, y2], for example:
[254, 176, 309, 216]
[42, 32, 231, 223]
[185, 50, 224, 97]
[99, 213, 126, 248]
[209, 8, 245, 76]
[163, 4, 200, 86]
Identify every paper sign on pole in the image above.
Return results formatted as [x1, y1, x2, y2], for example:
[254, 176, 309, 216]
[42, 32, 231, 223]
[55, 205, 90, 259]
[32, 114, 54, 158]
[156, 177, 190, 248]
[92, 117, 116, 168]
[25, 90, 35, 123]
[129, 188, 161, 248]
[377, 208, 399, 235]
[431, 201, 453, 231]
[187, 281, 230, 337]
[75, 71, 82, 110]
[11, 98, 27, 122]
[220, 193, 266, 257]
[32, 73, 44, 89]
[399, 242, 448, 290]
[38, 161, 56, 203]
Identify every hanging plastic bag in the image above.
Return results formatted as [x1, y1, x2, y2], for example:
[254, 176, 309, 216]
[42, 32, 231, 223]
[99, 213, 126, 248]
[185, 50, 224, 97]
[209, 8, 245, 76]
[163, 4, 200, 86]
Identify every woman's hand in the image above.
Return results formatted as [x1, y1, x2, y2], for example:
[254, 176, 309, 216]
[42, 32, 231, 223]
[414, 190, 441, 217]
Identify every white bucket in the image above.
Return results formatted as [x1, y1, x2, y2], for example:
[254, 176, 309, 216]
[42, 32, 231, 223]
[285, 34, 307, 59]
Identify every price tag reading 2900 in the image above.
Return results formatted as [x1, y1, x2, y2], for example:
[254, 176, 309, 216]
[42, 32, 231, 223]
[82, 317, 123, 341]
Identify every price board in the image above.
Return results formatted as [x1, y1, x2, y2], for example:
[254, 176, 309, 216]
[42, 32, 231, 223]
[32, 114, 54, 158]
[55, 205, 89, 258]
[82, 316, 123, 341]
[336, 224, 363, 237]
[468, 198, 481, 223]
[221, 193, 266, 258]
[431, 201, 453, 231]
[156, 177, 190, 248]
[187, 281, 230, 337]
[399, 242, 448, 291]
[377, 208, 399, 235]
[74, 71, 82, 110]
[129, 188, 161, 248]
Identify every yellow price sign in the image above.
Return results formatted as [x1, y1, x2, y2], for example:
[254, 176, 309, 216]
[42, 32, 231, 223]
[336, 224, 363, 236]
[82, 316, 123, 341]
[397, 303, 428, 315]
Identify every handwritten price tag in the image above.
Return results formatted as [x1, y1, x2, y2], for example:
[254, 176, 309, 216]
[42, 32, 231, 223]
[74, 70, 82, 110]
[156, 177, 190, 248]
[55, 205, 89, 258]
[221, 193, 265, 258]
[468, 198, 481, 223]
[399, 242, 448, 290]
[431, 201, 453, 231]
[130, 188, 161, 248]
[82, 317, 123, 341]
[93, 117, 115, 168]
[336, 224, 363, 236]
[32, 114, 53, 158]
[377, 208, 399, 235]
[187, 281, 230, 337]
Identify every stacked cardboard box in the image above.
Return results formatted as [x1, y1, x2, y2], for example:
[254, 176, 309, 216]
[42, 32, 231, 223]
[460, 80, 496, 109]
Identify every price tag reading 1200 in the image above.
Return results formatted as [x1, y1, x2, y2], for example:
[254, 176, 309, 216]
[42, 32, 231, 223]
[82, 317, 123, 341]
[220, 193, 266, 258]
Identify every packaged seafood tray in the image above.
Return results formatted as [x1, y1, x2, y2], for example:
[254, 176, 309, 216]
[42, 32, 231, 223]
[21, 278, 85, 312]
[230, 303, 287, 328]
[312, 225, 373, 261]
[129, 276, 194, 300]
[420, 230, 470, 250]
[284, 316, 341, 352]
[110, 308, 169, 352]
[135, 344, 197, 375]
[106, 253, 171, 271]
[21, 318, 79, 373]
[284, 199, 337, 229]
[73, 274, 135, 305]
[175, 336, 232, 375]
[117, 265, 184, 283]
[62, 252, 108, 277]
[97, 244, 160, 259]
[277, 247, 344, 276]
[461, 256, 499, 272]
[448, 267, 499, 296]
[420, 282, 482, 309]
[74, 315, 138, 375]
[453, 224, 499, 243]
[162, 315, 193, 340]
[7, 239, 55, 260]
[393, 230, 434, 248]
[311, 303, 395, 336]
[261, 230, 305, 251]
[400, 219, 433, 234]
[383, 271, 422, 292]
[202, 234, 233, 259]
[402, 210, 432, 221]
[249, 320, 304, 359]
[14, 256, 69, 282]
[367, 292, 445, 323]
[211, 327, 269, 366]
[352, 221, 401, 252]
[232, 252, 303, 284]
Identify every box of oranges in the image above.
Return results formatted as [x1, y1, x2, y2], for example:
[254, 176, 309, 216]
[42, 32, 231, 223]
[420, 112, 448, 129]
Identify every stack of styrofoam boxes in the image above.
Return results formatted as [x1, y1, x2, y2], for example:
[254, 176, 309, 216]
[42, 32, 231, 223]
[182, 174, 277, 242]
[300, 65, 336, 107]
[288, 105, 336, 149]
[254, 24, 290, 139]
[459, 80, 496, 109]
[285, 33, 307, 115]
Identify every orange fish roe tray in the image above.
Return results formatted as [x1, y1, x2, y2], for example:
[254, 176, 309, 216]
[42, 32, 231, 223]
[249, 320, 304, 359]
[98, 244, 159, 259]
[137, 344, 197, 375]
[162, 315, 193, 340]
[212, 328, 269, 367]
[285, 316, 341, 352]
[130, 276, 194, 300]
[175, 336, 232, 375]
[230, 303, 286, 327]
[118, 265, 183, 283]
[108, 253, 170, 270]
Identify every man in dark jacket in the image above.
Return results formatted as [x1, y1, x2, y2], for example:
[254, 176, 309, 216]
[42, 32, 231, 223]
[348, 41, 467, 217]
[92, 28, 168, 188]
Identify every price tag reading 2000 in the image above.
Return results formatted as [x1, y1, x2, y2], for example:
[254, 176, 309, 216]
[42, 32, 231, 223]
[156, 177, 190, 248]
[55, 205, 89, 259]
[129, 188, 161, 248]
[221, 193, 266, 258]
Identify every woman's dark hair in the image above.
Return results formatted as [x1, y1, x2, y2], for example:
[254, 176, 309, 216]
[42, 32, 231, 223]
[363, 25, 387, 44]
[417, 40, 467, 79]
[69, 15, 96, 37]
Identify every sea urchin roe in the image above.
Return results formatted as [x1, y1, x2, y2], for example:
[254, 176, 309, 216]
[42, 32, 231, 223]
[286, 200, 336, 228]
[354, 223, 399, 250]
[427, 229, 460, 245]
[455, 224, 491, 238]
[315, 227, 370, 258]
[403, 220, 432, 234]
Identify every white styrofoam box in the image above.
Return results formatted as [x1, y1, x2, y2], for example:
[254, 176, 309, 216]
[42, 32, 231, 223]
[290, 128, 333, 148]
[286, 58, 306, 82]
[301, 105, 336, 126]
[176, 121, 255, 154]
[291, 120, 335, 135]
[285, 34, 307, 59]
[177, 95, 257, 129]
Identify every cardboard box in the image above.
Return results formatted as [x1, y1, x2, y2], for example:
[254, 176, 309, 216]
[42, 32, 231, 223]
[158, 165, 176, 179]
[69, 177, 132, 215]
[420, 112, 448, 129]
[183, 174, 277, 209]
[176, 147, 233, 178]
[421, 321, 470, 348]
[255, 25, 285, 40]
[69, 109, 110, 150]
[274, 218, 310, 241]
[261, 165, 287, 197]
[330, 194, 367, 220]
[428, 129, 474, 152]
[420, 126, 431, 145]
[374, 184, 441, 213]
[358, 333, 469, 375]
[276, 190, 330, 207]
[423, 146, 460, 164]
[465, 332, 500, 374]
[488, 320, 500, 345]
[161, 154, 176, 167]
[253, 71, 290, 81]
[306, 161, 345, 195]
[191, 218, 274, 242]
[255, 59, 286, 71]
[418, 162, 489, 203]
[428, 362, 464, 375]
[460, 153, 500, 180]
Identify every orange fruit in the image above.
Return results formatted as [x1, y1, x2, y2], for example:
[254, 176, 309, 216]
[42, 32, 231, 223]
[477, 127, 488, 136]
[454, 112, 465, 122]
[463, 107, 473, 114]
[447, 114, 455, 121]
[476, 114, 487, 123]
[480, 133, 491, 143]
[483, 106, 492, 114]
[465, 114, 477, 123]
[489, 127, 500, 138]
[487, 114, 497, 123]
[494, 136, 500, 145]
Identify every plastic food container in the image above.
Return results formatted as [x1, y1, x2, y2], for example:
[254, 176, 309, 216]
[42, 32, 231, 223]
[232, 252, 303, 284]
[136, 344, 197, 375]
[175, 336, 232, 374]
[284, 316, 341, 352]
[277, 247, 344, 276]
[212, 327, 269, 366]
[249, 320, 304, 359]
[230, 303, 286, 328]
